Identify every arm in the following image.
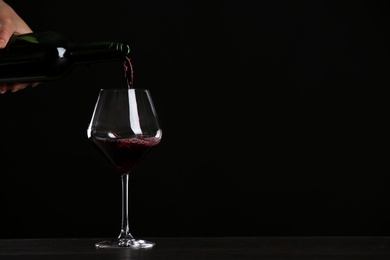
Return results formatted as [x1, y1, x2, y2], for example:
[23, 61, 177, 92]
[0, 0, 38, 93]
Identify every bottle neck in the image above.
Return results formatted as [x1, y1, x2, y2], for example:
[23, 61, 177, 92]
[67, 42, 131, 63]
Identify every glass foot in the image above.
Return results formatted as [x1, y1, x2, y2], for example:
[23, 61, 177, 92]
[95, 238, 155, 249]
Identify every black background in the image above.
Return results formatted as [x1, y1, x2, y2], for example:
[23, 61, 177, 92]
[0, 0, 389, 238]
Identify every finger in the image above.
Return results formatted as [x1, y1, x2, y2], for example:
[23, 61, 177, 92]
[0, 84, 7, 94]
[11, 83, 30, 93]
[0, 27, 13, 48]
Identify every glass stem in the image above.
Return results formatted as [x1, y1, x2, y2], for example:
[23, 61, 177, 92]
[118, 173, 133, 240]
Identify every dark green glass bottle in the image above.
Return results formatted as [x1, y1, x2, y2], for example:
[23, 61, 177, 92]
[0, 31, 131, 83]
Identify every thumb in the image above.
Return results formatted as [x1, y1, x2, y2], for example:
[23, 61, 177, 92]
[0, 30, 12, 49]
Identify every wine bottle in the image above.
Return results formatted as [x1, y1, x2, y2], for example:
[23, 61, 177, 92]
[0, 31, 131, 83]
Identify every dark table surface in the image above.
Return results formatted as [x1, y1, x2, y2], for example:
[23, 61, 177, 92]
[0, 236, 390, 260]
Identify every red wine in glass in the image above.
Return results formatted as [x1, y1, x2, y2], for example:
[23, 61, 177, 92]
[90, 137, 161, 175]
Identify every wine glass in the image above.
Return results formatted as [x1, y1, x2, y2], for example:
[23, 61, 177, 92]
[87, 88, 162, 249]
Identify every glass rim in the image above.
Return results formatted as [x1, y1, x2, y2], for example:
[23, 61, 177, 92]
[99, 88, 150, 91]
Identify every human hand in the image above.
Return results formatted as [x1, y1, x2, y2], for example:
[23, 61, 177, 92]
[0, 0, 40, 93]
